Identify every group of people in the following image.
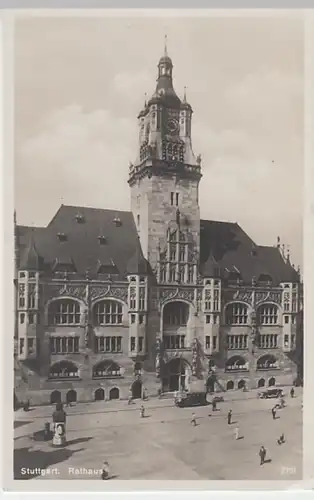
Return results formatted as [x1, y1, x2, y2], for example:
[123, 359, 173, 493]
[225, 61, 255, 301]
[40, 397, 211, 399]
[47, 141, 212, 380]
[189, 386, 296, 467]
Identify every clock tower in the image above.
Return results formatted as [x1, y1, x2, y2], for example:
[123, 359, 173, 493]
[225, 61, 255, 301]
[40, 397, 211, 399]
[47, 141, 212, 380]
[128, 44, 202, 276]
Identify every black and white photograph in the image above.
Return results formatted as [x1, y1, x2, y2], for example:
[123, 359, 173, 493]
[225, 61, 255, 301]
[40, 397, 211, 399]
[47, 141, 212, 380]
[10, 11, 305, 487]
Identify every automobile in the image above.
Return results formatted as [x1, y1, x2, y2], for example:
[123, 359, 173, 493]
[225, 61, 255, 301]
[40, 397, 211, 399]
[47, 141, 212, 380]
[174, 391, 208, 408]
[258, 388, 284, 399]
[211, 395, 224, 404]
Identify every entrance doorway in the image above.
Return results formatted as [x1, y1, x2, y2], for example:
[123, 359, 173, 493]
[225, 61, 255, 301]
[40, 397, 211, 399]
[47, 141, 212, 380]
[238, 379, 246, 390]
[162, 358, 189, 392]
[132, 380, 142, 399]
[258, 378, 265, 388]
[66, 390, 77, 404]
[206, 375, 216, 393]
[94, 388, 105, 401]
[50, 390, 61, 404]
[109, 387, 119, 400]
[268, 377, 276, 387]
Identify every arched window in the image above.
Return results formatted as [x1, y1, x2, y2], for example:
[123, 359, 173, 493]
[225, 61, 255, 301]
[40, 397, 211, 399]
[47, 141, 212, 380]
[225, 356, 247, 372]
[48, 361, 79, 379]
[257, 355, 278, 370]
[163, 301, 189, 327]
[258, 304, 278, 325]
[225, 303, 248, 325]
[257, 378, 265, 388]
[93, 301, 123, 325]
[92, 360, 122, 379]
[48, 299, 80, 325]
[226, 380, 234, 390]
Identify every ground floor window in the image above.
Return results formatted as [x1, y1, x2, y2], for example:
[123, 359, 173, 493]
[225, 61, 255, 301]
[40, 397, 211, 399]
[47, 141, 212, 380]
[163, 335, 185, 350]
[257, 355, 278, 370]
[257, 378, 265, 388]
[48, 361, 79, 379]
[93, 360, 122, 379]
[225, 356, 248, 372]
[268, 377, 276, 387]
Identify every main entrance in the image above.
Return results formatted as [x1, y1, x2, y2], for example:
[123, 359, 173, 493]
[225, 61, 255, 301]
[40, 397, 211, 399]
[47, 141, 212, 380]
[132, 380, 142, 399]
[162, 358, 189, 392]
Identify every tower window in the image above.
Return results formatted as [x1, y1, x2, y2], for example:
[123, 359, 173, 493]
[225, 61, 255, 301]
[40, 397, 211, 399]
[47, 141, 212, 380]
[176, 193, 179, 206]
[171, 192, 174, 206]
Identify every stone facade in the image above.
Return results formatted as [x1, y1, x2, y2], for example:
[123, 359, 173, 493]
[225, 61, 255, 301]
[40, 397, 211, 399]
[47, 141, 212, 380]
[14, 48, 303, 406]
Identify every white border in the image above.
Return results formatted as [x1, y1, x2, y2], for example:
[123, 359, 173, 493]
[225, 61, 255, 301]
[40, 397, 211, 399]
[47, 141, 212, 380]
[1, 7, 313, 497]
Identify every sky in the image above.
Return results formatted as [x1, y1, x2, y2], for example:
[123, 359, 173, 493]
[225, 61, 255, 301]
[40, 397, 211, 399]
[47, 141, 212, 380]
[14, 14, 304, 266]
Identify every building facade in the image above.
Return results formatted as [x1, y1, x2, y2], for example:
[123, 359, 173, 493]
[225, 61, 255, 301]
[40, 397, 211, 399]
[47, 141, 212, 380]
[14, 47, 303, 405]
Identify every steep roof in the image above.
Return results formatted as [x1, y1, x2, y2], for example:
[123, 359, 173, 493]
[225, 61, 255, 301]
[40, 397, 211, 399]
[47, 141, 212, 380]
[199, 220, 299, 285]
[17, 205, 141, 280]
[17, 207, 299, 285]
[126, 243, 151, 275]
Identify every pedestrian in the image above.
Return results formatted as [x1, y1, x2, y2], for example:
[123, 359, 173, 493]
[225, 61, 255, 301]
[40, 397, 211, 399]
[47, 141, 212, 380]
[101, 461, 109, 480]
[212, 400, 217, 411]
[140, 404, 145, 418]
[277, 433, 285, 445]
[234, 426, 240, 440]
[290, 387, 295, 398]
[259, 446, 266, 465]
[227, 409, 232, 425]
[128, 395, 132, 405]
[191, 412, 197, 427]
[271, 407, 276, 420]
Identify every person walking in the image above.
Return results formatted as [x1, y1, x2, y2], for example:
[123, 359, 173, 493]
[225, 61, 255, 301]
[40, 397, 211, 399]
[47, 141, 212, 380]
[259, 446, 266, 465]
[277, 433, 285, 445]
[234, 426, 240, 440]
[101, 461, 110, 480]
[271, 407, 276, 420]
[227, 409, 232, 425]
[290, 387, 295, 398]
[140, 405, 145, 418]
[191, 412, 197, 427]
[212, 400, 217, 411]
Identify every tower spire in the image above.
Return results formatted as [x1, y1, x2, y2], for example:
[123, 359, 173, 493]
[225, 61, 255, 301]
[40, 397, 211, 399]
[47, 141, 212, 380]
[183, 86, 187, 102]
[164, 33, 168, 57]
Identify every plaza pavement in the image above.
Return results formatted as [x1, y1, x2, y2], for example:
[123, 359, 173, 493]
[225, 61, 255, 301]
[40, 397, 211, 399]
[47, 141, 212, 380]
[14, 389, 302, 481]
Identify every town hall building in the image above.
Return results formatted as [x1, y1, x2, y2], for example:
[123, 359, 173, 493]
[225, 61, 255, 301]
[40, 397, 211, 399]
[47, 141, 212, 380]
[14, 46, 303, 405]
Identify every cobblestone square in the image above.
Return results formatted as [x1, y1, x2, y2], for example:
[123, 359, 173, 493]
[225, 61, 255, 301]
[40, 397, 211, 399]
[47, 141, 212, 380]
[14, 391, 302, 481]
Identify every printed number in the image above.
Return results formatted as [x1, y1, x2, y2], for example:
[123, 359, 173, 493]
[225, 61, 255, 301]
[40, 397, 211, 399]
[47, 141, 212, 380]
[281, 466, 296, 475]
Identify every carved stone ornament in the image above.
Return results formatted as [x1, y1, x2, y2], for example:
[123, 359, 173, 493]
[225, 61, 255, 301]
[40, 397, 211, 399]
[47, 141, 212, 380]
[160, 287, 194, 304]
[44, 284, 87, 303]
[90, 285, 128, 303]
[255, 291, 281, 305]
[155, 338, 161, 378]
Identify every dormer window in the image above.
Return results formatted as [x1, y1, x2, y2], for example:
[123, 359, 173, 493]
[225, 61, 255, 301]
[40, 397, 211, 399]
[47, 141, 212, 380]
[113, 217, 122, 227]
[97, 235, 107, 245]
[57, 232, 67, 242]
[75, 213, 85, 223]
[258, 274, 273, 285]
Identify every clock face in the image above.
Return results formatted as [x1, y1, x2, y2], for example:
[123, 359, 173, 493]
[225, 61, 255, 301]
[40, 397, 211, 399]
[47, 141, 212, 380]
[167, 118, 179, 135]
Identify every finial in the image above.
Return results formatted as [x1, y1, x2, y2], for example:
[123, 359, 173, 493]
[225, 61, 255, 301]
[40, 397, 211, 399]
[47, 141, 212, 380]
[144, 92, 147, 107]
[183, 86, 187, 102]
[276, 236, 280, 248]
[164, 33, 168, 56]
[286, 246, 290, 262]
[282, 244, 285, 258]
[14, 210, 16, 225]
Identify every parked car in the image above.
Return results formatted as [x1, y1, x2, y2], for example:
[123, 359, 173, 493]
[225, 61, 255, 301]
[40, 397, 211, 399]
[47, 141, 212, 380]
[212, 395, 224, 404]
[258, 388, 284, 399]
[175, 391, 208, 408]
